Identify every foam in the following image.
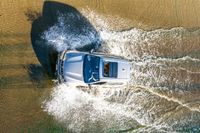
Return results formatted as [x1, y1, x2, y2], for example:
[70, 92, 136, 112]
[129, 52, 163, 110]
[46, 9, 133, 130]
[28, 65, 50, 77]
[42, 11, 200, 132]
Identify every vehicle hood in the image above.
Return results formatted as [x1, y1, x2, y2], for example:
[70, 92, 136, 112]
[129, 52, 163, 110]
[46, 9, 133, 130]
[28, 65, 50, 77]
[63, 54, 84, 82]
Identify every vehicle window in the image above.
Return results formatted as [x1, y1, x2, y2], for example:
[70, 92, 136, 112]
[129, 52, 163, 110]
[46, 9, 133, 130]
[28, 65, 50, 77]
[83, 54, 100, 83]
[103, 61, 118, 78]
[103, 62, 110, 77]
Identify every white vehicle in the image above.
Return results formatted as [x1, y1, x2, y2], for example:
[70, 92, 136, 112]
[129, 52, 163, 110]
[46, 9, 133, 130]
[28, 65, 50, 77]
[56, 50, 130, 86]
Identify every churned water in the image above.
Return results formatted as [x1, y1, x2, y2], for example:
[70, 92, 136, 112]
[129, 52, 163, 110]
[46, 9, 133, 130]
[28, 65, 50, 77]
[1, 1, 200, 132]
[42, 10, 200, 132]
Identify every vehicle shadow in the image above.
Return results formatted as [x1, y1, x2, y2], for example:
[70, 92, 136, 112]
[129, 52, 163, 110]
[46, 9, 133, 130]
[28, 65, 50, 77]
[27, 1, 101, 77]
[26, 64, 52, 89]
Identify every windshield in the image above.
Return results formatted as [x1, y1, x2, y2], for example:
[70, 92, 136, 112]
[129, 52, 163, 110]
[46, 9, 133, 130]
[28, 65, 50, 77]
[83, 54, 100, 83]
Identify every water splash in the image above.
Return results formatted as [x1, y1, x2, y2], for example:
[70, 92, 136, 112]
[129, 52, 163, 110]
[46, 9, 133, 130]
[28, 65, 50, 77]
[42, 13, 101, 52]
[42, 84, 143, 132]
[42, 83, 200, 132]
[82, 9, 200, 59]
[42, 10, 200, 132]
[130, 56, 200, 90]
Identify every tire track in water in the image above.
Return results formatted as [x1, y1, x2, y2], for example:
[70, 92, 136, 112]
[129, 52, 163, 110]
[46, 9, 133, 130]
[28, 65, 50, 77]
[137, 85, 200, 113]
[42, 10, 200, 132]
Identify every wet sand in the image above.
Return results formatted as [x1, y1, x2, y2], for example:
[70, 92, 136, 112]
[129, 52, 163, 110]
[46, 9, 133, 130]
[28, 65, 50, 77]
[1, 0, 200, 132]
[1, 0, 200, 34]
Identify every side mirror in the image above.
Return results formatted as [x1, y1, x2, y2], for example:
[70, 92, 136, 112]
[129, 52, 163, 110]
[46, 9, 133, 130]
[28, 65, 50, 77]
[90, 49, 94, 53]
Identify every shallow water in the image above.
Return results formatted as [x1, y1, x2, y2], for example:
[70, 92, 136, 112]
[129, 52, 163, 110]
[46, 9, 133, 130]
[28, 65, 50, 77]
[0, 0, 200, 133]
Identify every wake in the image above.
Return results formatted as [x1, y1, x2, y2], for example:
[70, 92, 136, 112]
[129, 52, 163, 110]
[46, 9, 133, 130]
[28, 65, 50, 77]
[42, 10, 200, 132]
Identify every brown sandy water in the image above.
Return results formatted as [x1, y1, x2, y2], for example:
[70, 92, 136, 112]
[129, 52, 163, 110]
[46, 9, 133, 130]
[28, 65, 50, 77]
[0, 0, 200, 132]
